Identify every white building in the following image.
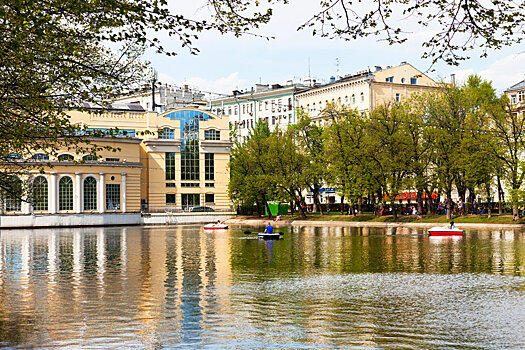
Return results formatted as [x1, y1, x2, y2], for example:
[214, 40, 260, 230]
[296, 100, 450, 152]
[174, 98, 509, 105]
[210, 83, 309, 141]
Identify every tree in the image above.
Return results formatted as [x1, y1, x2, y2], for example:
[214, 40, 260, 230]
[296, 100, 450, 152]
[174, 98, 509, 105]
[229, 121, 275, 217]
[293, 111, 326, 214]
[489, 98, 525, 221]
[0, 0, 272, 200]
[297, 0, 525, 66]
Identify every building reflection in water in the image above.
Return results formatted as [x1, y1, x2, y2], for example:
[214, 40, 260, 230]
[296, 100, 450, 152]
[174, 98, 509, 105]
[0, 225, 523, 348]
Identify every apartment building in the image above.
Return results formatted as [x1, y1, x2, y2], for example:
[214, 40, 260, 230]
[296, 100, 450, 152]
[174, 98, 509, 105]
[210, 83, 309, 141]
[295, 63, 441, 123]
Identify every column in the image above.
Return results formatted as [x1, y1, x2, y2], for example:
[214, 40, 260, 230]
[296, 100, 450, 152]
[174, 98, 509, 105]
[49, 172, 58, 214]
[98, 172, 105, 213]
[121, 173, 127, 213]
[74, 172, 82, 214]
[22, 173, 31, 214]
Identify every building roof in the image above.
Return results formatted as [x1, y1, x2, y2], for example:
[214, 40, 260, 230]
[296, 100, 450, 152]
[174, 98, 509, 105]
[506, 79, 525, 93]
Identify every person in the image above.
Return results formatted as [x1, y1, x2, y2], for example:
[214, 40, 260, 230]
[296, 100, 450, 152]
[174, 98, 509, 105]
[264, 222, 274, 234]
[274, 214, 282, 221]
[449, 221, 455, 230]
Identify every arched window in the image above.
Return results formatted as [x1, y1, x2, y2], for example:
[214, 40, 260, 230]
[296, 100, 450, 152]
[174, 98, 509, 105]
[352, 94, 355, 104]
[204, 129, 220, 140]
[82, 155, 96, 161]
[5, 176, 22, 211]
[159, 127, 175, 139]
[361, 92, 365, 102]
[5, 153, 22, 160]
[32, 176, 48, 211]
[83, 177, 97, 211]
[58, 154, 74, 161]
[59, 176, 73, 211]
[32, 153, 49, 160]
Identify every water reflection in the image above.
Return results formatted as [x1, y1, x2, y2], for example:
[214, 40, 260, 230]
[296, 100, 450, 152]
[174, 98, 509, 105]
[0, 225, 523, 348]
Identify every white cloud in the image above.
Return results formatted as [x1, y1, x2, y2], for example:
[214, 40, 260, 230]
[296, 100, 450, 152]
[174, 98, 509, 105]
[451, 52, 525, 92]
[158, 72, 246, 96]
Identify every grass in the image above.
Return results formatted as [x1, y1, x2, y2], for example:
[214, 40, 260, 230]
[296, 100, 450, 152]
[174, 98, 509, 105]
[246, 213, 525, 225]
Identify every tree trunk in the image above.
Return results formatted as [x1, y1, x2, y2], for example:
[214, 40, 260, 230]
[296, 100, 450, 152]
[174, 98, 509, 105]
[446, 191, 452, 220]
[340, 195, 345, 215]
[314, 193, 324, 215]
[264, 200, 272, 220]
[392, 202, 398, 219]
[289, 201, 294, 216]
[497, 175, 504, 215]
[417, 189, 424, 219]
[358, 200, 363, 215]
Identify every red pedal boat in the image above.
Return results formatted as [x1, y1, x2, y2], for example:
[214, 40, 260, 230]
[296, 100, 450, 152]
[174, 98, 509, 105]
[428, 227, 463, 236]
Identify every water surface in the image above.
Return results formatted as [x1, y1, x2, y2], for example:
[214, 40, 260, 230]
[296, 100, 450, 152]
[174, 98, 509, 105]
[0, 225, 524, 349]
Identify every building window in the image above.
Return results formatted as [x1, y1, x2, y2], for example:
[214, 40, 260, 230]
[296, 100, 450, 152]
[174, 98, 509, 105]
[204, 129, 220, 140]
[352, 94, 355, 104]
[159, 127, 175, 139]
[386, 76, 394, 83]
[345, 96, 349, 104]
[166, 194, 176, 205]
[5, 176, 22, 212]
[32, 176, 48, 211]
[59, 176, 73, 211]
[361, 92, 364, 102]
[228, 107, 232, 115]
[265, 101, 268, 110]
[83, 176, 97, 211]
[205, 193, 214, 204]
[519, 91, 525, 102]
[106, 184, 120, 210]
[205, 183, 214, 187]
[288, 98, 292, 110]
[401, 78, 406, 83]
[259, 102, 262, 111]
[234, 106, 238, 115]
[58, 154, 74, 161]
[166, 183, 176, 188]
[181, 137, 199, 181]
[512, 94, 517, 104]
[165, 152, 176, 180]
[106, 158, 119, 162]
[395, 93, 400, 102]
[181, 193, 200, 210]
[205, 153, 214, 181]
[32, 153, 49, 160]
[410, 78, 417, 85]
[181, 183, 200, 187]
[82, 155, 96, 161]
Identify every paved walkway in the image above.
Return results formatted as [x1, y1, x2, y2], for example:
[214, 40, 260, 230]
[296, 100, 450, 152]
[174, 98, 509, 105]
[226, 218, 525, 230]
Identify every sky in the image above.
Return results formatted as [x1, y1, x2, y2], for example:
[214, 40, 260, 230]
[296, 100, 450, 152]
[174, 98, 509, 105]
[145, 1, 525, 97]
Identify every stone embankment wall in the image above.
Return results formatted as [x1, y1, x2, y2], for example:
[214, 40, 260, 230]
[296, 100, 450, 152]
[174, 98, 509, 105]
[0, 213, 234, 229]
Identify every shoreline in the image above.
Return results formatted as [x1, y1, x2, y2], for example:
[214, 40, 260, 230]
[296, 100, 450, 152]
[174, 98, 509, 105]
[225, 218, 525, 230]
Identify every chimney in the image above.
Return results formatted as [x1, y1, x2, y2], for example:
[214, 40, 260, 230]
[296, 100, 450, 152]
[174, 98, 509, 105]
[450, 73, 456, 87]
[329, 76, 336, 84]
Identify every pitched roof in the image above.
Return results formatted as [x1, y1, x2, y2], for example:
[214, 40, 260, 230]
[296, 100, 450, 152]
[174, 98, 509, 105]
[506, 79, 525, 92]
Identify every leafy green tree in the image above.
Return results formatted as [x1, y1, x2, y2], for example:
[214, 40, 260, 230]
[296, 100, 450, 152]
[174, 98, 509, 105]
[488, 97, 525, 221]
[229, 121, 275, 217]
[266, 128, 310, 218]
[0, 0, 273, 199]
[293, 111, 326, 214]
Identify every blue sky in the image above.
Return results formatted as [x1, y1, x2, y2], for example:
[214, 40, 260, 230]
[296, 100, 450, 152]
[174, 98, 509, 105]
[145, 1, 525, 96]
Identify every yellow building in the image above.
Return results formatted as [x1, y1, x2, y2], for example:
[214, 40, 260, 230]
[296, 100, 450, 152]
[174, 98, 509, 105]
[2, 107, 232, 217]
[295, 63, 441, 123]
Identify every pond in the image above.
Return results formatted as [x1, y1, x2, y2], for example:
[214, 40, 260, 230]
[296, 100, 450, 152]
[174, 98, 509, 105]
[0, 225, 524, 349]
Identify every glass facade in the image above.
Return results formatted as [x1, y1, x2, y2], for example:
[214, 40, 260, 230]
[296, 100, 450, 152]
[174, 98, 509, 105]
[164, 109, 214, 181]
[59, 176, 73, 211]
[106, 184, 121, 210]
[32, 176, 48, 211]
[83, 177, 97, 211]
[205, 153, 214, 181]
[165, 152, 176, 180]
